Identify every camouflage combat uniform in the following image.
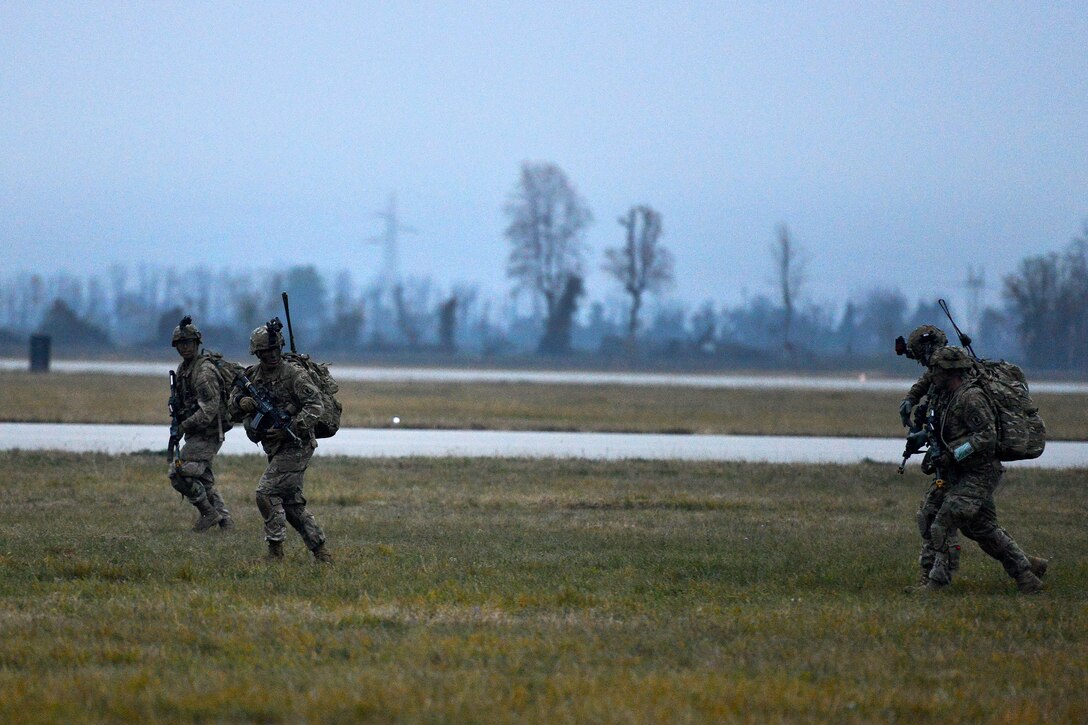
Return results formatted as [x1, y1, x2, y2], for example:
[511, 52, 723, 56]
[914, 385, 960, 580]
[899, 327, 961, 584]
[170, 352, 234, 526]
[925, 352, 1041, 592]
[229, 351, 329, 559]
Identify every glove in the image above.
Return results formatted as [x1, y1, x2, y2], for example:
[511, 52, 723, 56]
[904, 429, 927, 456]
[180, 416, 195, 434]
[899, 398, 914, 427]
[239, 397, 258, 414]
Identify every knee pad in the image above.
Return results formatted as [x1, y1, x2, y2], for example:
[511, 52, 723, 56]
[177, 460, 207, 478]
[170, 476, 204, 500]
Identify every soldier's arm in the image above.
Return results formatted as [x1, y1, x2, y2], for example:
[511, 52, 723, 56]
[181, 363, 221, 432]
[905, 368, 934, 405]
[226, 368, 251, 421]
[949, 389, 998, 466]
[290, 368, 323, 434]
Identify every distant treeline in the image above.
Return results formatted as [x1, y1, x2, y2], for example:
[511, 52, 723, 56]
[6, 159, 1086, 372]
[2, 235, 1086, 373]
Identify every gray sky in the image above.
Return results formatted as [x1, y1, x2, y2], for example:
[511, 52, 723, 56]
[2, 1, 1086, 316]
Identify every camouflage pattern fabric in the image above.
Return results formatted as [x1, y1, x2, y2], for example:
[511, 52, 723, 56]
[905, 367, 935, 407]
[916, 481, 960, 574]
[255, 443, 326, 550]
[168, 431, 231, 520]
[927, 382, 1033, 584]
[176, 353, 231, 437]
[228, 360, 323, 452]
[230, 359, 327, 550]
[936, 383, 998, 495]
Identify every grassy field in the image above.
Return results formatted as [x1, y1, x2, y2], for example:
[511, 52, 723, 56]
[1, 451, 1085, 722]
[3, 370, 1087, 439]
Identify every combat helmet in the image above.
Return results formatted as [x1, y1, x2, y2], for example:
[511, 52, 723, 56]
[171, 316, 202, 346]
[930, 345, 973, 370]
[249, 318, 285, 355]
[907, 324, 948, 364]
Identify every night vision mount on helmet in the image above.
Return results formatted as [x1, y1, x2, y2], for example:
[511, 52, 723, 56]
[171, 315, 202, 346]
[249, 319, 286, 354]
[895, 324, 948, 363]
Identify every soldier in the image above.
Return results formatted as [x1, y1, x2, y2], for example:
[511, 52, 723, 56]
[229, 322, 332, 563]
[898, 326, 963, 590]
[169, 317, 235, 531]
[922, 346, 1046, 593]
[898, 324, 948, 427]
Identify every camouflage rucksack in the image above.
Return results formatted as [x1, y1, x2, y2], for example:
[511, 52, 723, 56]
[203, 351, 246, 428]
[971, 359, 1046, 461]
[282, 351, 343, 439]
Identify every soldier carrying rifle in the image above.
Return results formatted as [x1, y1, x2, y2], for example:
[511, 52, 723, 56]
[229, 319, 332, 563]
[168, 316, 235, 532]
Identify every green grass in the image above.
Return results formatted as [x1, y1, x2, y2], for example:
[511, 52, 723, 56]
[1, 451, 1085, 722]
[3, 370, 1087, 439]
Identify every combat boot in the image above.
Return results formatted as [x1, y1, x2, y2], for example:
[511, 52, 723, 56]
[1015, 569, 1044, 594]
[192, 500, 223, 532]
[218, 516, 236, 531]
[265, 540, 285, 561]
[1028, 556, 1048, 579]
[927, 556, 952, 588]
[312, 543, 333, 564]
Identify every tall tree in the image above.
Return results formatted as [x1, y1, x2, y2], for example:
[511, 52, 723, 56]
[603, 205, 674, 344]
[1003, 227, 1088, 371]
[537, 276, 584, 355]
[504, 162, 593, 325]
[771, 223, 805, 352]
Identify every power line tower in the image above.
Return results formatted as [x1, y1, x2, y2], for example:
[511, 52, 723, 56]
[366, 193, 416, 289]
[963, 265, 986, 331]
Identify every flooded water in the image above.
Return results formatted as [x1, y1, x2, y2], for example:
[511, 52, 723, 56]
[2, 358, 1087, 394]
[2, 422, 1085, 468]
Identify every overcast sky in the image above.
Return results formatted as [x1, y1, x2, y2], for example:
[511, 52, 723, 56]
[2, 1, 1086, 317]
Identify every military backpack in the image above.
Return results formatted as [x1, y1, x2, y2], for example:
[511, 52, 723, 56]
[203, 351, 246, 428]
[282, 351, 343, 439]
[971, 359, 1046, 461]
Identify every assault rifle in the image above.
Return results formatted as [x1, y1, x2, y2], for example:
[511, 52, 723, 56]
[922, 405, 947, 488]
[168, 370, 183, 470]
[167, 371, 198, 470]
[233, 365, 302, 446]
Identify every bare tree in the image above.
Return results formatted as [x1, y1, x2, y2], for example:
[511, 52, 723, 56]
[603, 205, 674, 343]
[504, 162, 593, 325]
[771, 223, 805, 352]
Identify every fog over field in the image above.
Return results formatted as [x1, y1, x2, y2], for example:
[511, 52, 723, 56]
[3, 4, 1086, 336]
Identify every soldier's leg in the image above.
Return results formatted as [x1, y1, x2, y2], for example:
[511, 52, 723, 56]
[176, 435, 226, 526]
[189, 437, 233, 526]
[169, 465, 208, 505]
[170, 459, 222, 531]
[928, 494, 980, 587]
[202, 465, 234, 528]
[282, 488, 327, 552]
[958, 498, 1031, 579]
[916, 488, 940, 578]
[256, 462, 295, 546]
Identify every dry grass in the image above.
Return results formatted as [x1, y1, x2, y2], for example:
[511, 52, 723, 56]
[0, 452, 1085, 722]
[2, 370, 1086, 439]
